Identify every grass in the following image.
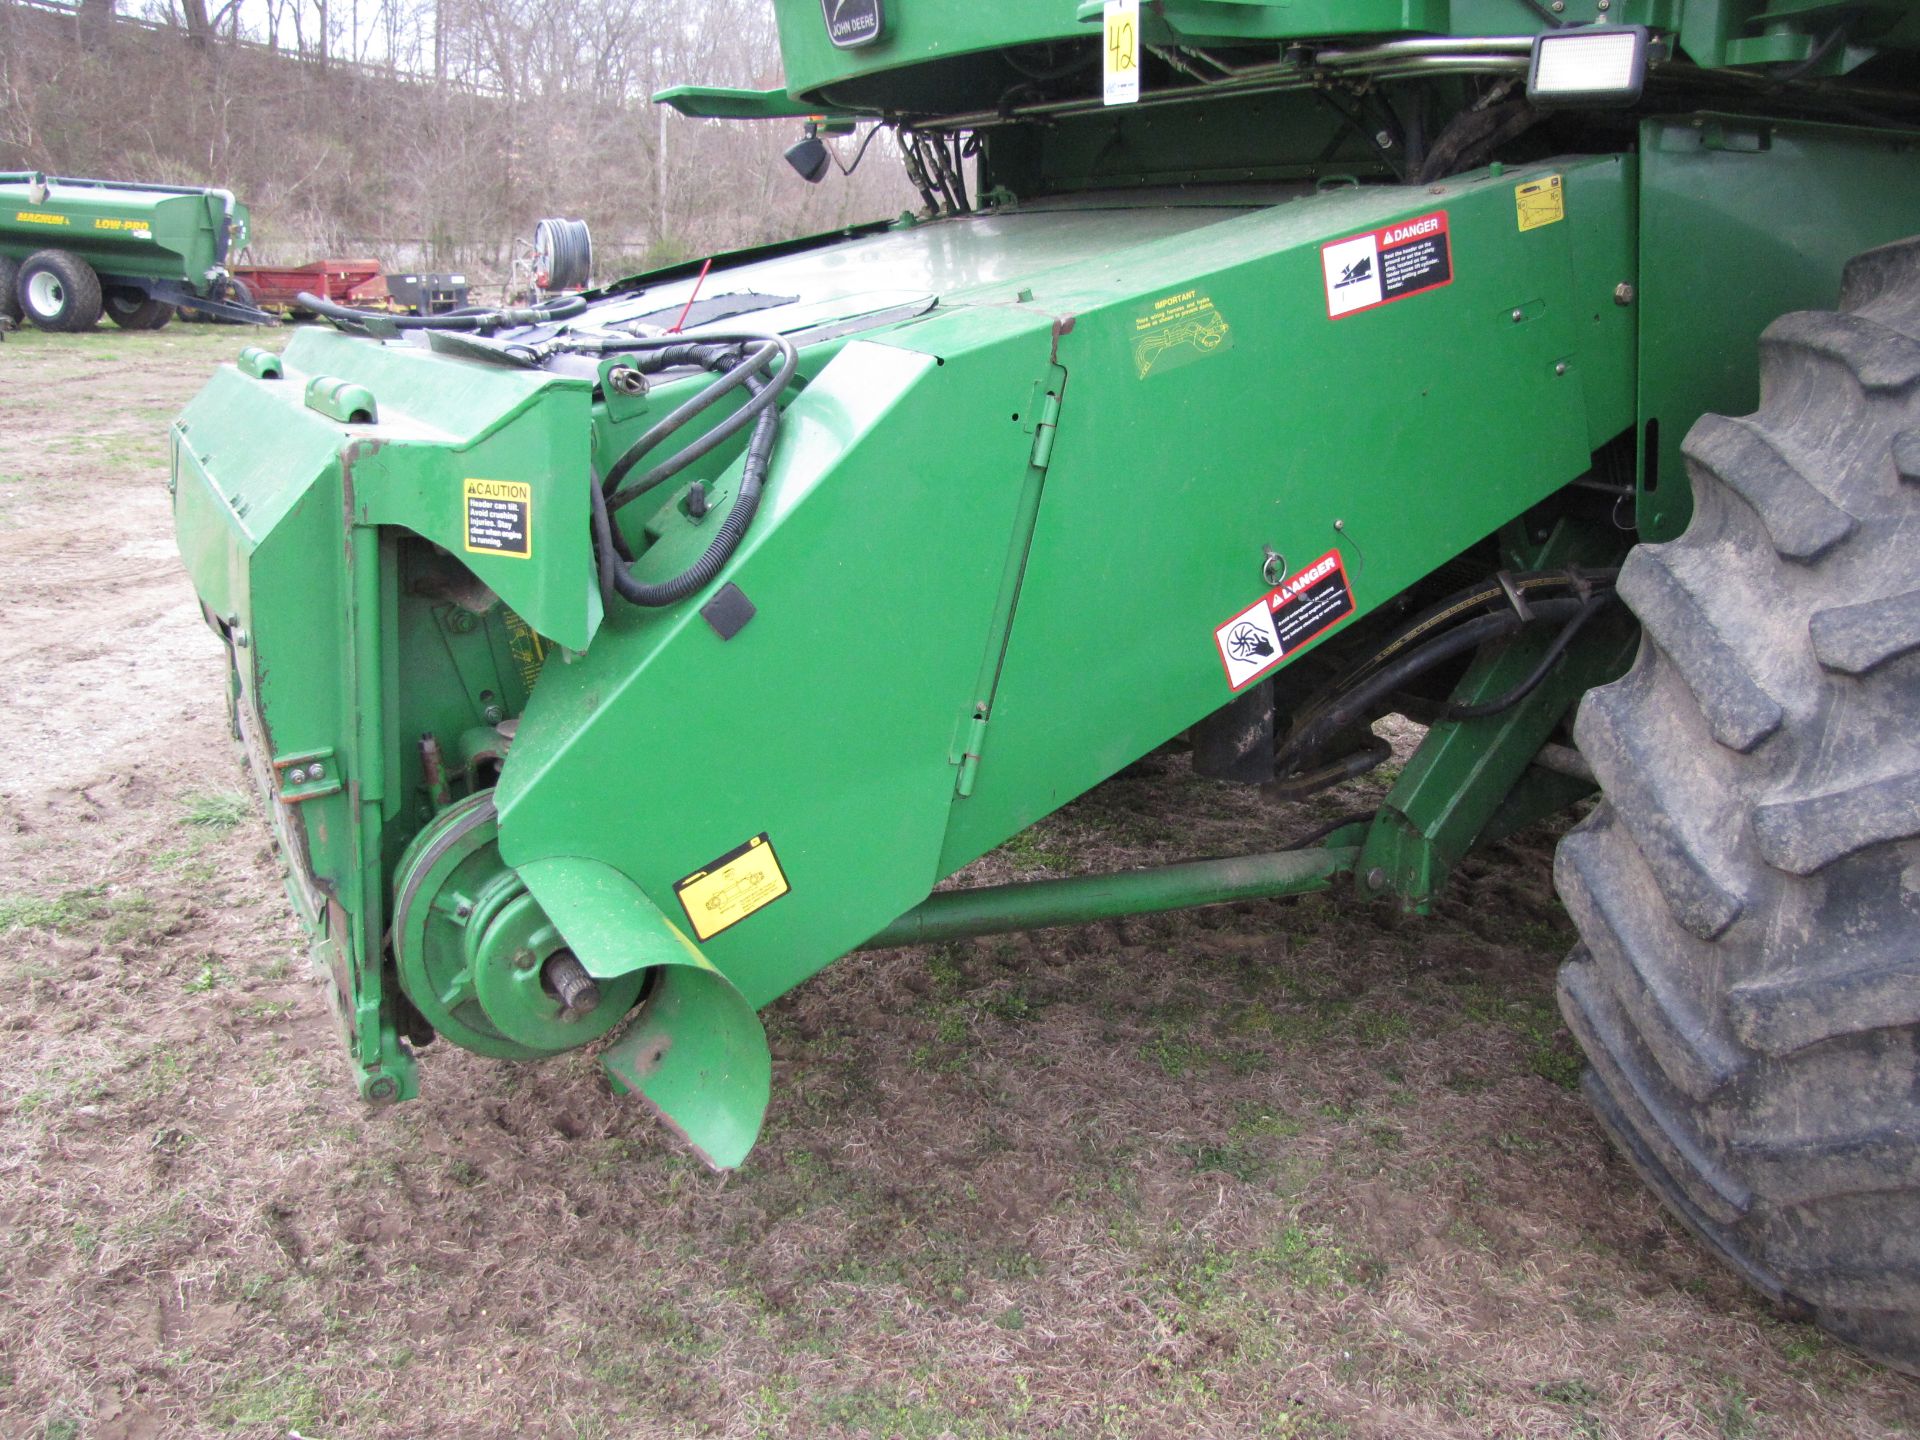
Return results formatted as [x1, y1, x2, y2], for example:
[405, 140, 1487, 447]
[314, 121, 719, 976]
[0, 885, 158, 945]
[182, 790, 252, 830]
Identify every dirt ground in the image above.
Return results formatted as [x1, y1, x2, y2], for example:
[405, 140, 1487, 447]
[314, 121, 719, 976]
[1, 324, 1917, 1440]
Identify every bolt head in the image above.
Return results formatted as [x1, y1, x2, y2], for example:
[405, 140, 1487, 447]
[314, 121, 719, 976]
[1555, 361, 1569, 376]
[1613, 282, 1636, 306]
[288, 767, 308, 785]
[513, 949, 539, 972]
[482, 705, 505, 725]
[1510, 308, 1525, 323]
[232, 629, 249, 649]
[307, 762, 325, 780]
[1366, 867, 1387, 890]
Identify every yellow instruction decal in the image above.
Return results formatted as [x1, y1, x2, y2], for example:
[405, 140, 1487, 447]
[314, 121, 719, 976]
[463, 479, 532, 558]
[1516, 174, 1565, 232]
[500, 608, 546, 694]
[1132, 288, 1232, 378]
[675, 834, 790, 942]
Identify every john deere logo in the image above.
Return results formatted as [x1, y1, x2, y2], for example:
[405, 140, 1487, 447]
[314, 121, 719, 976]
[821, 0, 882, 48]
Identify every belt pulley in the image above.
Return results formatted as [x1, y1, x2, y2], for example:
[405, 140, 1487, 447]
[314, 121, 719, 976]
[390, 791, 644, 1057]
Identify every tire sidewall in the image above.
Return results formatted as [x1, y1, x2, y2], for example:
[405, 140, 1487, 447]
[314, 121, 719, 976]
[18, 250, 103, 332]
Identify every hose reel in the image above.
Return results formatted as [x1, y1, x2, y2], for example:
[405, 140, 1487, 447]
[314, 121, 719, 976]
[532, 217, 593, 294]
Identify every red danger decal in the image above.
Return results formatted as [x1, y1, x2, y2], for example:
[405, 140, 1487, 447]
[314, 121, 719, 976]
[1215, 549, 1357, 691]
[1322, 210, 1453, 320]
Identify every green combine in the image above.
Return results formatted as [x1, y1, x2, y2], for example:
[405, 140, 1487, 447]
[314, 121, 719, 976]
[1, 171, 270, 330]
[171, 0, 1920, 1371]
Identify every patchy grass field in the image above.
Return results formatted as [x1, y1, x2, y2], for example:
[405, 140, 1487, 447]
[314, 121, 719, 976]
[1, 324, 1917, 1439]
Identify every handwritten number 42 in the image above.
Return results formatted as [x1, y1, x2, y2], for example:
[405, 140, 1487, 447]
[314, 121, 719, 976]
[1109, 20, 1135, 71]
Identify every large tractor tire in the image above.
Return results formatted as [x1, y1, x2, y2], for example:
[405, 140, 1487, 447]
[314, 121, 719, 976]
[0, 256, 20, 325]
[16, 249, 103, 332]
[104, 289, 175, 331]
[1555, 235, 1920, 1371]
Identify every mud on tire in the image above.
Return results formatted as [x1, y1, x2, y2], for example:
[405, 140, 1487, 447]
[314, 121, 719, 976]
[1555, 235, 1920, 1372]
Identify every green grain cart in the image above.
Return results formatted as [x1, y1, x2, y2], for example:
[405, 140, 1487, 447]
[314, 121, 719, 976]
[171, 0, 1920, 1371]
[1, 172, 270, 330]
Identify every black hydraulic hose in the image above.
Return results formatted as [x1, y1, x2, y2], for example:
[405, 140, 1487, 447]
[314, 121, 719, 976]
[1265, 734, 1392, 803]
[898, 137, 944, 214]
[604, 335, 796, 512]
[1433, 593, 1609, 722]
[1274, 598, 1591, 780]
[590, 371, 778, 608]
[1322, 567, 1618, 702]
[296, 291, 588, 331]
[1279, 809, 1379, 850]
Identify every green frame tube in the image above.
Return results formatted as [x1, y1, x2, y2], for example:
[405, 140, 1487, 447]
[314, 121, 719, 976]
[862, 844, 1357, 949]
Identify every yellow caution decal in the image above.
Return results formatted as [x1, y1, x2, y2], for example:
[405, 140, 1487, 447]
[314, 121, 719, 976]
[1516, 174, 1565, 232]
[675, 834, 791, 941]
[463, 478, 532, 558]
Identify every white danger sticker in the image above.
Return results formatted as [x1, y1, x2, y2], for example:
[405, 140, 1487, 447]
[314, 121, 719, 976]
[1214, 549, 1358, 691]
[1217, 595, 1285, 690]
[1322, 210, 1453, 320]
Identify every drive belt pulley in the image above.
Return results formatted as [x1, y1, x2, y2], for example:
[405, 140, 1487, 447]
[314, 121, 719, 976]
[390, 791, 644, 1057]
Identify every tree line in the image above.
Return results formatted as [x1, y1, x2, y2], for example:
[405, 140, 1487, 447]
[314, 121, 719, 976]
[0, 0, 912, 276]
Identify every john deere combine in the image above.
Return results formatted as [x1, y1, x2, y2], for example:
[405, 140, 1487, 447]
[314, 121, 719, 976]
[172, 0, 1920, 1370]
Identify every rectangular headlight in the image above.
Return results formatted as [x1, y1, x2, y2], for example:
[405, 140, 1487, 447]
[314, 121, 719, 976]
[1528, 26, 1650, 107]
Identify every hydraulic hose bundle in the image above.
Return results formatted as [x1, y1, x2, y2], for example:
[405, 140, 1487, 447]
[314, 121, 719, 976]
[590, 332, 800, 609]
[295, 291, 589, 333]
[1269, 566, 1617, 800]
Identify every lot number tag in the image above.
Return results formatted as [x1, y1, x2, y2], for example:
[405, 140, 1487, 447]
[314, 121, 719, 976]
[1104, 0, 1140, 106]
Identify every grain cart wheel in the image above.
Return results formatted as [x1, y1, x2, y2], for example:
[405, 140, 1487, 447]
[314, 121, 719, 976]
[104, 289, 175, 330]
[0, 256, 20, 324]
[16, 249, 103, 331]
[210, 277, 254, 324]
[1555, 235, 1920, 1373]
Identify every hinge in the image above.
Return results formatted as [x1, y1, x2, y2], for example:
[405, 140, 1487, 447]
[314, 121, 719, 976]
[952, 712, 989, 797]
[1029, 387, 1063, 470]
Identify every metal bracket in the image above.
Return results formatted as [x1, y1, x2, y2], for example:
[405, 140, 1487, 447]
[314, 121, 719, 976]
[273, 747, 343, 804]
[1357, 522, 1632, 912]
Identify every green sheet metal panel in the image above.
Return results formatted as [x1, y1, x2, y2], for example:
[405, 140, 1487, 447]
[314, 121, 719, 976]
[495, 323, 1063, 1010]
[1635, 115, 1920, 539]
[937, 155, 1637, 870]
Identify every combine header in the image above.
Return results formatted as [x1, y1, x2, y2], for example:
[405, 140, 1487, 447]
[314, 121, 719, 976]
[172, 0, 1920, 1371]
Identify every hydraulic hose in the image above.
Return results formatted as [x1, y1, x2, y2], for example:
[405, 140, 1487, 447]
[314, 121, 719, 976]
[1273, 596, 1596, 783]
[590, 371, 777, 608]
[296, 291, 588, 331]
[1433, 593, 1608, 722]
[590, 332, 798, 609]
[604, 335, 796, 512]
